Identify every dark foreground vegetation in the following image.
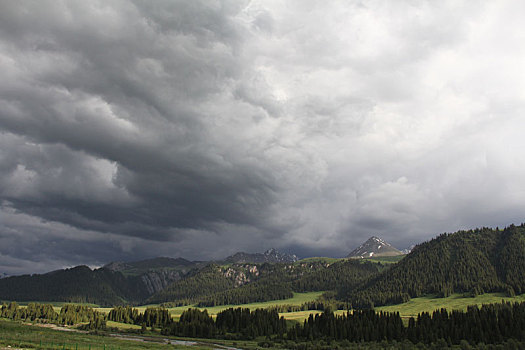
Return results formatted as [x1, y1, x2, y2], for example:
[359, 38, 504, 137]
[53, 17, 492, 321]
[5, 301, 525, 348]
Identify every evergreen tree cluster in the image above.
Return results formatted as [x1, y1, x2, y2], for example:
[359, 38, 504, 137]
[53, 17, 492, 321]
[341, 224, 525, 307]
[287, 302, 525, 346]
[288, 309, 404, 343]
[161, 307, 287, 339]
[57, 304, 103, 325]
[292, 260, 379, 292]
[162, 308, 216, 338]
[107, 306, 172, 328]
[107, 305, 139, 324]
[0, 302, 105, 328]
[197, 281, 294, 307]
[215, 308, 287, 339]
[406, 302, 525, 345]
[0, 302, 57, 321]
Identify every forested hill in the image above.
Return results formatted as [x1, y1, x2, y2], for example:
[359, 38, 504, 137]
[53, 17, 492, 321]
[341, 224, 525, 307]
[0, 256, 206, 306]
[0, 266, 148, 306]
[148, 259, 380, 306]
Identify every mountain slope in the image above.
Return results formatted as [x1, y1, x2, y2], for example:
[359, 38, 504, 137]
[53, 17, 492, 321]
[149, 259, 380, 306]
[347, 236, 403, 258]
[0, 257, 203, 305]
[224, 248, 298, 264]
[0, 266, 148, 306]
[341, 224, 525, 307]
[104, 257, 202, 295]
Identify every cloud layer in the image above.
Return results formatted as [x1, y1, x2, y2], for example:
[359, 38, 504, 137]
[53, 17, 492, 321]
[1, 0, 525, 274]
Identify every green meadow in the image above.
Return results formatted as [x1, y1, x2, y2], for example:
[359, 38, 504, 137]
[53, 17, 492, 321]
[13, 291, 525, 324]
[96, 291, 324, 321]
[359, 255, 406, 264]
[376, 292, 525, 318]
[0, 319, 193, 349]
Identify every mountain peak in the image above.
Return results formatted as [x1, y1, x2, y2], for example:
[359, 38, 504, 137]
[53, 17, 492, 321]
[347, 236, 403, 259]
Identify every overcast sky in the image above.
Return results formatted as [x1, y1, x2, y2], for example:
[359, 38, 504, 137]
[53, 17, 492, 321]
[1, 0, 525, 275]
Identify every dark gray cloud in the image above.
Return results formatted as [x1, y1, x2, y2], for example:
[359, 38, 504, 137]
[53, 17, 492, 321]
[1, 0, 525, 274]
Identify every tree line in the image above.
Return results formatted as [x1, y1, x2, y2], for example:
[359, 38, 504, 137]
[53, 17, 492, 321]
[5, 301, 525, 346]
[0, 302, 105, 329]
[288, 301, 525, 346]
[109, 301, 525, 346]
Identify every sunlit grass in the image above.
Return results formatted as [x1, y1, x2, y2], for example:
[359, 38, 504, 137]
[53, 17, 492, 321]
[376, 292, 525, 317]
[0, 319, 197, 349]
[106, 320, 142, 329]
[96, 291, 324, 320]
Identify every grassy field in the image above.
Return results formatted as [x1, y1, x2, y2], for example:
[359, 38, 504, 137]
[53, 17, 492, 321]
[280, 292, 525, 323]
[358, 255, 406, 264]
[106, 320, 142, 330]
[14, 291, 525, 325]
[0, 319, 275, 350]
[377, 292, 525, 318]
[0, 319, 198, 349]
[95, 291, 324, 320]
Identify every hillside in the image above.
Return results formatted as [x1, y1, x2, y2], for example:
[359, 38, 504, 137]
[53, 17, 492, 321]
[0, 257, 205, 306]
[149, 259, 380, 306]
[0, 266, 147, 306]
[341, 224, 525, 307]
[103, 257, 203, 295]
[347, 236, 403, 258]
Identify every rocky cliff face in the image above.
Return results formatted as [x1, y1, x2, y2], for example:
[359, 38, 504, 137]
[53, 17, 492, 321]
[222, 264, 261, 286]
[139, 269, 184, 295]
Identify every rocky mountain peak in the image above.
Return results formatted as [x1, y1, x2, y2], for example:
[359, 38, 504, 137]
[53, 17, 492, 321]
[347, 236, 403, 259]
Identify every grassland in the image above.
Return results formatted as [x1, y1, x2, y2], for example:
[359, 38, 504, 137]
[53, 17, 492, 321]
[0, 319, 274, 350]
[96, 291, 324, 320]
[359, 255, 406, 264]
[106, 320, 142, 329]
[0, 319, 195, 349]
[376, 292, 525, 318]
[281, 292, 525, 322]
[12, 291, 525, 325]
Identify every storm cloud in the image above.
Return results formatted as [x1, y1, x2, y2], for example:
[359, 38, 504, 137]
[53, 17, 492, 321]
[1, 0, 525, 274]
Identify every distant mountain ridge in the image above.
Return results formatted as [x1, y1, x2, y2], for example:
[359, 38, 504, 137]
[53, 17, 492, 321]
[5, 225, 524, 309]
[0, 265, 148, 305]
[0, 250, 300, 305]
[347, 236, 403, 258]
[224, 248, 298, 264]
[103, 257, 197, 272]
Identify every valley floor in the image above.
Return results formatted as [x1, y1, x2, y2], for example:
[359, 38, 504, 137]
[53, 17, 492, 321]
[95, 291, 325, 321]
